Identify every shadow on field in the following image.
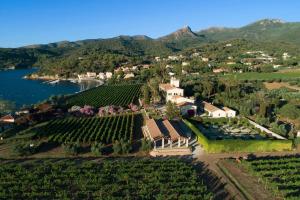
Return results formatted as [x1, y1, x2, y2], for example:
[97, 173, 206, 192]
[193, 161, 232, 200]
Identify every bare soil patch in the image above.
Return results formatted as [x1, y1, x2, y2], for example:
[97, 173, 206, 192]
[264, 82, 300, 91]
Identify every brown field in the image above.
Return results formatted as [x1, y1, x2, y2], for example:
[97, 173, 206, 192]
[264, 82, 300, 91]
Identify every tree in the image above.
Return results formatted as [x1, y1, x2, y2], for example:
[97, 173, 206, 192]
[279, 104, 300, 120]
[141, 85, 151, 105]
[165, 101, 180, 120]
[0, 99, 15, 115]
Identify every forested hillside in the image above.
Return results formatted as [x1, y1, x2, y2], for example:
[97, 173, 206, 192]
[1, 19, 300, 75]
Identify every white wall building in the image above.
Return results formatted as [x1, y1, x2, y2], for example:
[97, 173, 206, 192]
[203, 101, 236, 118]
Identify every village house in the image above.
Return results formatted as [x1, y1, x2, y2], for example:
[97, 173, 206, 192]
[182, 62, 190, 66]
[86, 72, 97, 78]
[282, 52, 290, 60]
[0, 114, 15, 123]
[105, 72, 113, 79]
[202, 101, 236, 118]
[98, 72, 106, 80]
[213, 68, 229, 73]
[201, 57, 209, 62]
[124, 73, 135, 79]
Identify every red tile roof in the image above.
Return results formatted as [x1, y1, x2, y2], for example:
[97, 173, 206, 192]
[145, 119, 163, 140]
[163, 120, 184, 141]
[203, 101, 220, 112]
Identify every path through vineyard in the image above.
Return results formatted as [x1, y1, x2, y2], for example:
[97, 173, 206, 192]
[196, 151, 300, 200]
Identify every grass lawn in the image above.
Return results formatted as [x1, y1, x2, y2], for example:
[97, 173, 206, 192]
[223, 72, 300, 81]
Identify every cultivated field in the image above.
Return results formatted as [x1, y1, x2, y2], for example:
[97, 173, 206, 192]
[19, 114, 142, 144]
[0, 158, 213, 199]
[243, 155, 300, 199]
[223, 72, 300, 81]
[66, 84, 142, 107]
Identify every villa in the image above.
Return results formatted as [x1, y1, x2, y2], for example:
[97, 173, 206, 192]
[159, 78, 197, 116]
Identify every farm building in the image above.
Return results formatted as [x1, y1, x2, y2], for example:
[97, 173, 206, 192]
[202, 101, 236, 118]
[142, 118, 189, 148]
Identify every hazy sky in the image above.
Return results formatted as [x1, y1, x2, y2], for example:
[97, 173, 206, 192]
[1, 0, 300, 47]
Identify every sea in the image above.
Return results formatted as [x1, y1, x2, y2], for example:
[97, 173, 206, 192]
[0, 68, 100, 108]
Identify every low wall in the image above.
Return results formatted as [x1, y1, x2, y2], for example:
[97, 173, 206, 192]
[246, 118, 286, 140]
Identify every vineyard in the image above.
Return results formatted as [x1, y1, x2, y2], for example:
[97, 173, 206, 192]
[0, 158, 213, 199]
[25, 114, 142, 144]
[66, 84, 142, 107]
[243, 155, 300, 199]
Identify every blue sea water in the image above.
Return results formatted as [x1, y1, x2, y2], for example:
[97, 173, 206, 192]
[0, 69, 88, 108]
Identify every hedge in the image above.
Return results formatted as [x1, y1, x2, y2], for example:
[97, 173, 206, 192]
[183, 119, 293, 153]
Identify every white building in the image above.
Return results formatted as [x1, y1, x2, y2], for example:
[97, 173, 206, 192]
[182, 62, 190, 66]
[98, 72, 106, 80]
[223, 107, 236, 118]
[86, 72, 97, 78]
[283, 52, 291, 60]
[105, 72, 113, 79]
[201, 57, 209, 62]
[159, 78, 184, 102]
[124, 73, 135, 79]
[203, 101, 236, 118]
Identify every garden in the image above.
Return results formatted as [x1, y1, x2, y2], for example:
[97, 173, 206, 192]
[194, 117, 266, 140]
[184, 119, 293, 153]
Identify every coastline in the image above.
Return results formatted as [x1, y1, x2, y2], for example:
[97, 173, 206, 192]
[23, 73, 104, 84]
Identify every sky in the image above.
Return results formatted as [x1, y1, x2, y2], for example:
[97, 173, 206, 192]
[1, 0, 300, 48]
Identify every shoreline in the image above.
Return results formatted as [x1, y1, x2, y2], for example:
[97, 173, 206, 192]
[23, 74, 104, 84]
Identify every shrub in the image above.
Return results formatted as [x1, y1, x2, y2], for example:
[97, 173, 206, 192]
[62, 142, 81, 155]
[91, 142, 105, 156]
[120, 139, 132, 154]
[140, 138, 152, 151]
[113, 140, 122, 155]
[12, 141, 41, 156]
[113, 139, 132, 154]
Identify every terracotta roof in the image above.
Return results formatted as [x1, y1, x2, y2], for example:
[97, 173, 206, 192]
[177, 101, 194, 107]
[159, 83, 176, 91]
[203, 101, 221, 112]
[162, 120, 184, 141]
[171, 95, 182, 100]
[0, 114, 15, 122]
[223, 107, 234, 112]
[145, 119, 163, 140]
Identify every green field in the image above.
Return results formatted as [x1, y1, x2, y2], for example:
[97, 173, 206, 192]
[17, 114, 142, 144]
[66, 84, 142, 107]
[242, 155, 300, 199]
[223, 72, 300, 81]
[0, 158, 212, 199]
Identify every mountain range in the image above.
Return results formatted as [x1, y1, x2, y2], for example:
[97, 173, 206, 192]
[1, 18, 300, 71]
